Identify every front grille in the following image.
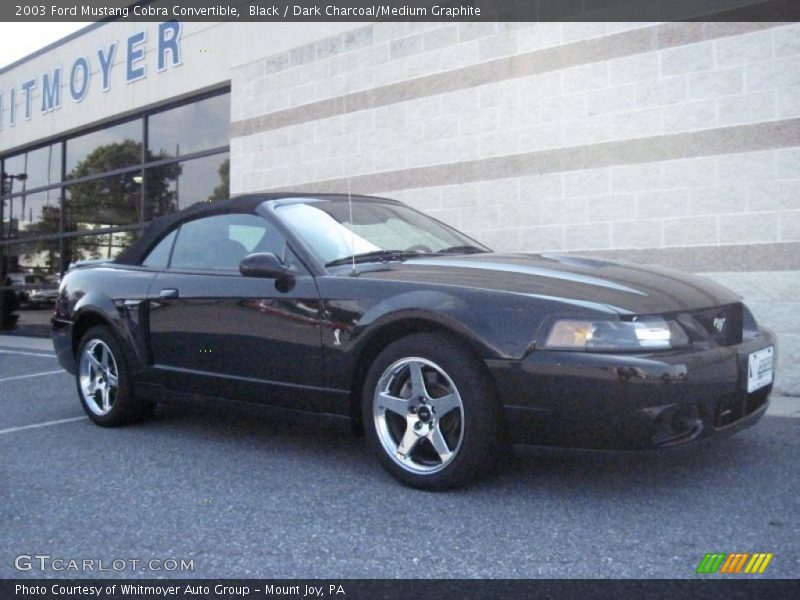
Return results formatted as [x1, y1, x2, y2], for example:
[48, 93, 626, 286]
[685, 303, 743, 347]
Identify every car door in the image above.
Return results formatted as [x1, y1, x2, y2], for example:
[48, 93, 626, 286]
[145, 212, 325, 412]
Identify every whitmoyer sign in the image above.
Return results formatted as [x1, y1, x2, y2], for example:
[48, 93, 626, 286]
[0, 20, 182, 130]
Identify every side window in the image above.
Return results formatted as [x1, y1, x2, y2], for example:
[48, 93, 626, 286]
[142, 230, 177, 269]
[169, 213, 302, 272]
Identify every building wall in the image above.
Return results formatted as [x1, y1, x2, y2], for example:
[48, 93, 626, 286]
[0, 22, 231, 153]
[0, 21, 359, 155]
[230, 22, 800, 395]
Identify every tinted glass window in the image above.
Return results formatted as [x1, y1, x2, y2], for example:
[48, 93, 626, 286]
[1, 240, 60, 284]
[66, 119, 143, 178]
[144, 153, 229, 220]
[148, 93, 230, 159]
[65, 231, 140, 265]
[64, 173, 142, 232]
[5, 189, 61, 240]
[142, 230, 177, 268]
[170, 214, 282, 272]
[3, 144, 62, 191]
[2, 155, 26, 193]
[0, 240, 62, 333]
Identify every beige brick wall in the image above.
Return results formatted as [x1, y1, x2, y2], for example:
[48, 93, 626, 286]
[230, 21, 800, 395]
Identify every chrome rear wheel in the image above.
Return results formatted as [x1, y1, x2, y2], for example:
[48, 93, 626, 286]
[78, 339, 119, 416]
[75, 325, 154, 426]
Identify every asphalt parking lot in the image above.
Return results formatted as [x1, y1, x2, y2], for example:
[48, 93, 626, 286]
[1, 338, 798, 579]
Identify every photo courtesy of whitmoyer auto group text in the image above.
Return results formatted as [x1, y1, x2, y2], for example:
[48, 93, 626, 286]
[0, 0, 798, 597]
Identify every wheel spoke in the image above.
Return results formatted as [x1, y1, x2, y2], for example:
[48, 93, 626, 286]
[428, 426, 453, 463]
[431, 393, 460, 416]
[101, 386, 111, 411]
[86, 352, 103, 370]
[408, 362, 427, 398]
[106, 371, 118, 389]
[377, 392, 408, 416]
[396, 424, 421, 460]
[99, 345, 109, 370]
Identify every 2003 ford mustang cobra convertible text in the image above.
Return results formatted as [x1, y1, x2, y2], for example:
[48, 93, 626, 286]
[53, 194, 776, 489]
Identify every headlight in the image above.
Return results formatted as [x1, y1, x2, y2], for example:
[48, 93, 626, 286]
[542, 317, 690, 351]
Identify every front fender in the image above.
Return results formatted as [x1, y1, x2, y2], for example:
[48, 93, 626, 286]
[321, 284, 545, 398]
[351, 290, 502, 359]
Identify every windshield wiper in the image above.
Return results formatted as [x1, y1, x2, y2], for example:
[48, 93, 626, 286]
[436, 245, 489, 255]
[325, 250, 418, 268]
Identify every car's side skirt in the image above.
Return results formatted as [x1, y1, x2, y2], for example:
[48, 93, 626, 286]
[136, 382, 354, 430]
[137, 364, 350, 415]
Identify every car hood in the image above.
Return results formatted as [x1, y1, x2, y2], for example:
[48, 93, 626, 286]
[352, 253, 740, 315]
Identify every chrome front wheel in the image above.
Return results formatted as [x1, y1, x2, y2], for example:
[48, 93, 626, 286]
[373, 357, 465, 475]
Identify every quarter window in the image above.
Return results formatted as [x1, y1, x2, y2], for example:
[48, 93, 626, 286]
[142, 230, 177, 269]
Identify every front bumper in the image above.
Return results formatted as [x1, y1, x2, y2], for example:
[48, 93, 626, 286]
[489, 329, 775, 450]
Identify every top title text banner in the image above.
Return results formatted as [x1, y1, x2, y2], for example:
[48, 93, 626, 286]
[4, 0, 800, 22]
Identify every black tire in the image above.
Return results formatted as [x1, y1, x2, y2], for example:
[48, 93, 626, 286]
[362, 332, 503, 490]
[75, 325, 155, 426]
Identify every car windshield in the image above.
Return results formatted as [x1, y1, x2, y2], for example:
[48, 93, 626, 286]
[276, 199, 489, 267]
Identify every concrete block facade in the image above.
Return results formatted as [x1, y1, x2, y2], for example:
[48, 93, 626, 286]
[230, 21, 800, 394]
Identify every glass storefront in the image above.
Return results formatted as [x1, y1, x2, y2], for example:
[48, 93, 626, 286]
[0, 89, 231, 334]
[145, 152, 230, 220]
[65, 119, 144, 176]
[65, 173, 143, 231]
[4, 144, 62, 191]
[148, 93, 230, 158]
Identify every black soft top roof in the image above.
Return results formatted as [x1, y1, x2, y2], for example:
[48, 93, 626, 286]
[114, 193, 398, 265]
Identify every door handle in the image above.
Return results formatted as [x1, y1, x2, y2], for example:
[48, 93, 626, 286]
[159, 288, 179, 299]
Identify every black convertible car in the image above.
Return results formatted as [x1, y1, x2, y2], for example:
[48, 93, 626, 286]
[52, 194, 775, 489]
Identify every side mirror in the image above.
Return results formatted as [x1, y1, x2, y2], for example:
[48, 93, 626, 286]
[239, 253, 292, 279]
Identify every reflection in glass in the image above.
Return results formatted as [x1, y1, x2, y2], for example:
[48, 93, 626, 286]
[65, 119, 143, 176]
[65, 173, 144, 232]
[3, 144, 62, 191]
[145, 153, 229, 220]
[1, 241, 62, 333]
[148, 93, 230, 159]
[64, 231, 140, 266]
[0, 230, 139, 333]
[2, 240, 61, 291]
[5, 189, 62, 240]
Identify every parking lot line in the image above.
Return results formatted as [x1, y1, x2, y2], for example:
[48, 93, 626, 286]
[0, 416, 87, 436]
[0, 349, 57, 358]
[0, 369, 66, 383]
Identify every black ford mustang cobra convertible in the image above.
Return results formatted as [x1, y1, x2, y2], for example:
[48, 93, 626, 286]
[52, 194, 775, 489]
